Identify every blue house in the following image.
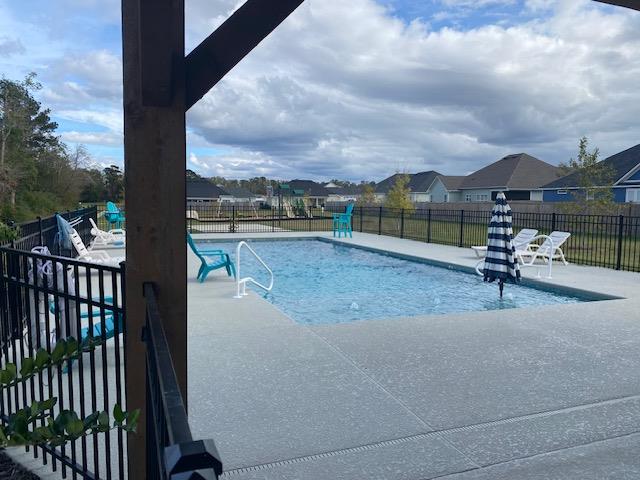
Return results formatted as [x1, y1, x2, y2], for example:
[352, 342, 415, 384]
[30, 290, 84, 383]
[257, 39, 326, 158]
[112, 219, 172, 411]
[542, 144, 640, 203]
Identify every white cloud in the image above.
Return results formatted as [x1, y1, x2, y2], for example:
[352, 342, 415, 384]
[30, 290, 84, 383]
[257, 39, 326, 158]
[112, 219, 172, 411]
[184, 0, 640, 180]
[61, 130, 122, 146]
[56, 109, 123, 133]
[2, 0, 640, 180]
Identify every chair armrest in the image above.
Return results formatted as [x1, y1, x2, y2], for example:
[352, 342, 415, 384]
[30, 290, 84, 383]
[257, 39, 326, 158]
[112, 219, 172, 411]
[198, 248, 225, 254]
[202, 251, 227, 259]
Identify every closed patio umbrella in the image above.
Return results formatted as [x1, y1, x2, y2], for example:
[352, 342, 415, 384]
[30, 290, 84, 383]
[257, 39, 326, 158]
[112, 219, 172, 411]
[483, 192, 520, 297]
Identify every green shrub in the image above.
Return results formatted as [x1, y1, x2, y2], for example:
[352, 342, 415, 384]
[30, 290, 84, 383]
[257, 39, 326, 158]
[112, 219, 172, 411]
[0, 223, 19, 244]
[0, 337, 139, 447]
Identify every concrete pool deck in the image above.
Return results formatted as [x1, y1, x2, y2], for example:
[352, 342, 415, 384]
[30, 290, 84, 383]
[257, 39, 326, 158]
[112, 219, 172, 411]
[188, 232, 640, 479]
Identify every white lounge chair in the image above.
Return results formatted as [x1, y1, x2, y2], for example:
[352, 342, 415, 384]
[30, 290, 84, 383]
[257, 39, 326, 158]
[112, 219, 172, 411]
[70, 229, 124, 267]
[516, 231, 571, 266]
[471, 228, 539, 258]
[89, 218, 125, 248]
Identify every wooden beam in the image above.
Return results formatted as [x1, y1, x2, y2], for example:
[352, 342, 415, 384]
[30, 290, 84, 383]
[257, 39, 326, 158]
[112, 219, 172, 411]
[185, 0, 305, 109]
[593, 0, 640, 10]
[139, 0, 178, 106]
[122, 0, 187, 478]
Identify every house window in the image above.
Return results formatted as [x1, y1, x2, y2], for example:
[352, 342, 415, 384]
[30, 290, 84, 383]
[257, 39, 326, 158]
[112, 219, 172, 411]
[557, 190, 568, 195]
[465, 194, 472, 202]
[586, 191, 595, 201]
[476, 194, 489, 202]
[627, 189, 640, 203]
[444, 194, 448, 203]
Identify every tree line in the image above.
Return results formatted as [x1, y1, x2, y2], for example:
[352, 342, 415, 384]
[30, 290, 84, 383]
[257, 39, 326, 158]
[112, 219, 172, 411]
[0, 74, 124, 223]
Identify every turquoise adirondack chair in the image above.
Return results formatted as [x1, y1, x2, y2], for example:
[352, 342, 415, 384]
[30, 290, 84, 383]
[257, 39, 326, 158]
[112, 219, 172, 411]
[333, 203, 354, 238]
[49, 296, 123, 371]
[50, 296, 123, 342]
[104, 201, 126, 229]
[187, 233, 236, 282]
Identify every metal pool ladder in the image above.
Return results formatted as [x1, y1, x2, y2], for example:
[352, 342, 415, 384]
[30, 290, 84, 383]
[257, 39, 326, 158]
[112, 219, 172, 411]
[234, 241, 274, 299]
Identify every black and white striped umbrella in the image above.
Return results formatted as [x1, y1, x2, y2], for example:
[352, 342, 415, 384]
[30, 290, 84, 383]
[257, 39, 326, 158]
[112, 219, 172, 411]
[483, 192, 520, 297]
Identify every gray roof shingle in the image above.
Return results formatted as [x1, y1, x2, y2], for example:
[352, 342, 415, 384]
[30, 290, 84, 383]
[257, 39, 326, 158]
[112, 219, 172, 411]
[376, 171, 441, 193]
[542, 143, 640, 189]
[223, 187, 256, 198]
[285, 180, 329, 197]
[460, 153, 560, 190]
[187, 180, 227, 198]
[437, 175, 465, 191]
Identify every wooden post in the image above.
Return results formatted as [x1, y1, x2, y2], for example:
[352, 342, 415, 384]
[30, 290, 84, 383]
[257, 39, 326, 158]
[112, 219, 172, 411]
[122, 0, 186, 478]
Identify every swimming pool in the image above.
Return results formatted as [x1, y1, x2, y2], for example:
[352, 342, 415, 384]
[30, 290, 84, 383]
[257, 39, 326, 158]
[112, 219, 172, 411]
[201, 239, 590, 325]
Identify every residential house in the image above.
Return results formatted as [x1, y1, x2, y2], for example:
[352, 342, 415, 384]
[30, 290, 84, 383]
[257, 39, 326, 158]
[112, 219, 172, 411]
[285, 179, 330, 206]
[375, 171, 441, 203]
[541, 144, 640, 203]
[426, 175, 465, 203]
[219, 186, 260, 204]
[186, 179, 227, 205]
[325, 183, 364, 203]
[458, 153, 560, 202]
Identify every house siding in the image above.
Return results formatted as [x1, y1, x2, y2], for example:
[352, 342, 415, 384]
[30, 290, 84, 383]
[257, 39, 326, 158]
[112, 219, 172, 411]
[410, 192, 431, 202]
[543, 188, 628, 203]
[626, 170, 640, 182]
[543, 189, 573, 202]
[427, 179, 449, 203]
[461, 189, 493, 202]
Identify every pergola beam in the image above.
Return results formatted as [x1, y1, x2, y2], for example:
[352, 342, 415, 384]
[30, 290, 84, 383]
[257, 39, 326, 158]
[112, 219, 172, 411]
[593, 0, 640, 10]
[122, 0, 186, 478]
[185, 0, 305, 109]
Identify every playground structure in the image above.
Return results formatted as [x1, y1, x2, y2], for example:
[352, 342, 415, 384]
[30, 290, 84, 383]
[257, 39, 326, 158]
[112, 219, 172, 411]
[275, 184, 313, 218]
[216, 197, 259, 218]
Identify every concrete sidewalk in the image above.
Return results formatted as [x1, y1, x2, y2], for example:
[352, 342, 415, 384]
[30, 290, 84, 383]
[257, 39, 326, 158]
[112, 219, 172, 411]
[188, 232, 640, 479]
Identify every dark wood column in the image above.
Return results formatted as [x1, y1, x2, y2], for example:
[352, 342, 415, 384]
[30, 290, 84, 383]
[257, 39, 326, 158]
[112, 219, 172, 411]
[122, 0, 186, 478]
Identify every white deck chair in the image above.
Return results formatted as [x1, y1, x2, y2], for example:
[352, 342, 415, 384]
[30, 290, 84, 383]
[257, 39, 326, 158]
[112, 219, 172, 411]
[471, 228, 539, 258]
[89, 218, 125, 248]
[516, 231, 571, 266]
[70, 229, 124, 267]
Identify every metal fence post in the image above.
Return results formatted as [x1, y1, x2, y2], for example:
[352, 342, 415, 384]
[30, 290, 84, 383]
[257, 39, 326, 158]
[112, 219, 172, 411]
[378, 206, 383, 235]
[359, 206, 363, 232]
[459, 209, 465, 247]
[37, 216, 43, 246]
[232, 205, 236, 233]
[551, 212, 556, 232]
[272, 205, 275, 233]
[616, 215, 624, 270]
[427, 209, 431, 243]
[400, 209, 405, 238]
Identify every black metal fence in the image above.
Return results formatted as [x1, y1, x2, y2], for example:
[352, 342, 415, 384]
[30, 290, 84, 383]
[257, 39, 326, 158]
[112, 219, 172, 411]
[82, 204, 125, 232]
[187, 204, 640, 272]
[4, 207, 97, 255]
[0, 245, 126, 479]
[143, 283, 222, 480]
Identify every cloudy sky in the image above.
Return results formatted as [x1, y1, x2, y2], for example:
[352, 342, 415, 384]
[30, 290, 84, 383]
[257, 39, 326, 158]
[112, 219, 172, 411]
[1, 0, 639, 182]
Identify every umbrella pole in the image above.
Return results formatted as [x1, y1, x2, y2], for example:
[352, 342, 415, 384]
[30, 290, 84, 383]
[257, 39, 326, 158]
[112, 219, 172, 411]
[499, 279, 504, 298]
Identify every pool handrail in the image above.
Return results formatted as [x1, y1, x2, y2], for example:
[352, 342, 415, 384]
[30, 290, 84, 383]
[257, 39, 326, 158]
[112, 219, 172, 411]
[234, 241, 274, 298]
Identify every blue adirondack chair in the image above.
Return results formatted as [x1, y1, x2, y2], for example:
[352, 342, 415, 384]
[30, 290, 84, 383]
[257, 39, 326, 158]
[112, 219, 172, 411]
[333, 203, 354, 238]
[187, 233, 236, 282]
[104, 202, 126, 229]
[50, 296, 123, 342]
[49, 296, 123, 371]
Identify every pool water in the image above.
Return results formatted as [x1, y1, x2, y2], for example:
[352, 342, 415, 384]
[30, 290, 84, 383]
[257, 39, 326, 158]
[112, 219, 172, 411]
[201, 240, 588, 325]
